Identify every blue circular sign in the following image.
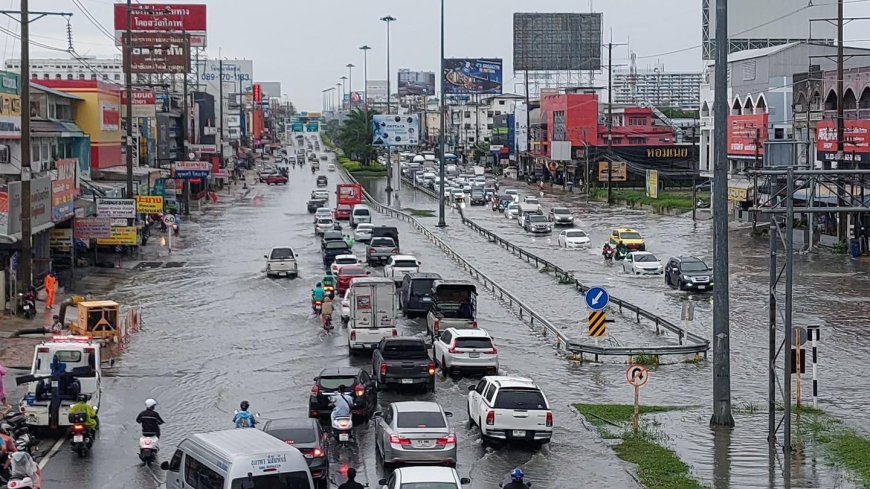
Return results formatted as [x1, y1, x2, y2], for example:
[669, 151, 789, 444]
[585, 286, 609, 311]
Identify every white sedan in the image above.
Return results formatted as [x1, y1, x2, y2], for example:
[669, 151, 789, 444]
[383, 255, 421, 283]
[504, 203, 519, 219]
[331, 254, 361, 275]
[327, 163, 336, 172]
[314, 217, 335, 235]
[451, 189, 465, 201]
[622, 251, 664, 275]
[354, 223, 374, 242]
[558, 229, 591, 248]
[340, 290, 351, 326]
[314, 207, 333, 221]
[380, 467, 470, 489]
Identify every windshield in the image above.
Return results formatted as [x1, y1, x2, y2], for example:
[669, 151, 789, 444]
[340, 266, 366, 276]
[401, 484, 459, 489]
[371, 238, 395, 247]
[565, 231, 587, 238]
[411, 279, 435, 295]
[319, 376, 358, 390]
[619, 231, 643, 240]
[381, 341, 427, 359]
[681, 261, 709, 272]
[335, 257, 357, 264]
[493, 389, 548, 410]
[354, 208, 370, 216]
[270, 248, 294, 260]
[317, 219, 333, 225]
[529, 215, 548, 223]
[455, 337, 493, 349]
[393, 260, 418, 268]
[553, 208, 570, 214]
[230, 472, 310, 489]
[396, 411, 446, 429]
[507, 204, 518, 210]
[357, 224, 373, 231]
[325, 242, 349, 250]
[268, 428, 317, 444]
[634, 254, 658, 263]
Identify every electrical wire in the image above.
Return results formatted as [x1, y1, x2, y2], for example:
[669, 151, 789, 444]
[70, 0, 116, 41]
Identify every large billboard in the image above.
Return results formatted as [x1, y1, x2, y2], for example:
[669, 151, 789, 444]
[817, 120, 870, 156]
[727, 114, 769, 156]
[398, 70, 436, 97]
[513, 13, 602, 71]
[372, 115, 420, 147]
[7, 177, 52, 236]
[443, 58, 503, 95]
[114, 3, 207, 47]
[121, 32, 191, 74]
[366, 80, 388, 104]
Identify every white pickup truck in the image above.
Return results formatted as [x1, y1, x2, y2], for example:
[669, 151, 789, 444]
[383, 255, 421, 284]
[467, 376, 553, 445]
[18, 336, 103, 429]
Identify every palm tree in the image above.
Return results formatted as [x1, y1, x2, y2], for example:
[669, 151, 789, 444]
[337, 108, 378, 165]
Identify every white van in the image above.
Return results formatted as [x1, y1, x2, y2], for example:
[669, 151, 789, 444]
[346, 277, 397, 354]
[162, 429, 314, 489]
[350, 205, 372, 228]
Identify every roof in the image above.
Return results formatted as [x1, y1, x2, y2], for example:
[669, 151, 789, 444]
[31, 119, 85, 136]
[80, 300, 119, 307]
[395, 466, 460, 484]
[406, 272, 442, 280]
[318, 366, 363, 377]
[728, 42, 800, 62]
[189, 430, 305, 461]
[30, 82, 85, 101]
[263, 417, 318, 431]
[443, 327, 491, 338]
[393, 401, 443, 413]
[391, 254, 418, 261]
[487, 375, 536, 389]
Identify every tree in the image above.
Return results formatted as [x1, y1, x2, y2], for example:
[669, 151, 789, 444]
[336, 108, 378, 165]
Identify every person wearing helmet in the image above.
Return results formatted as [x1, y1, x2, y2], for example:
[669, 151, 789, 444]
[9, 451, 41, 488]
[311, 282, 326, 311]
[233, 401, 256, 428]
[136, 399, 164, 438]
[502, 468, 529, 488]
[68, 394, 98, 437]
[320, 295, 335, 330]
[337, 467, 364, 489]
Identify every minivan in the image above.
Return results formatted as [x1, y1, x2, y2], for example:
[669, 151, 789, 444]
[400, 272, 443, 317]
[161, 428, 315, 488]
[350, 205, 372, 228]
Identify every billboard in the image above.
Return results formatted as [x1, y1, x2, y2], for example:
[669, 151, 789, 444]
[727, 114, 769, 156]
[373, 115, 420, 147]
[598, 161, 627, 182]
[0, 71, 21, 139]
[366, 80, 388, 104]
[7, 177, 52, 236]
[121, 89, 157, 118]
[51, 159, 79, 223]
[817, 120, 870, 154]
[397, 70, 436, 97]
[443, 58, 503, 95]
[114, 3, 207, 47]
[122, 32, 191, 74]
[513, 13, 602, 71]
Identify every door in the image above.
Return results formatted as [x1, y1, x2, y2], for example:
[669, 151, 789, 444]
[165, 450, 184, 488]
[373, 283, 396, 328]
[352, 285, 374, 328]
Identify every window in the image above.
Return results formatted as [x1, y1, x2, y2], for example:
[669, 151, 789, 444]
[0, 145, 9, 164]
[114, 74, 121, 81]
[102, 74, 108, 80]
[396, 411, 446, 428]
[167, 450, 182, 472]
[484, 384, 497, 403]
[78, 73, 85, 80]
[464, 111, 471, 118]
[629, 137, 646, 144]
[43, 73, 49, 80]
[499, 100, 505, 105]
[742, 61, 757, 81]
[32, 142, 40, 162]
[475, 379, 487, 394]
[487, 111, 493, 117]
[628, 117, 646, 126]
[66, 74, 73, 80]
[229, 472, 312, 489]
[494, 388, 548, 410]
[184, 456, 225, 489]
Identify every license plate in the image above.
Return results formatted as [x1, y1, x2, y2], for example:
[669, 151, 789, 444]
[698, 285, 706, 290]
[413, 440, 435, 448]
[73, 435, 83, 442]
[338, 433, 349, 442]
[469, 352, 480, 358]
[23, 305, 30, 310]
[401, 378, 413, 384]
[512, 430, 526, 437]
[278, 272, 287, 276]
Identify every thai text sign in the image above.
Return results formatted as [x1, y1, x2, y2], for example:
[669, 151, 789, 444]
[114, 3, 207, 47]
[75, 218, 112, 240]
[174, 161, 210, 179]
[121, 89, 157, 118]
[52, 159, 79, 222]
[122, 32, 191, 74]
[727, 114, 769, 156]
[597, 161, 627, 182]
[97, 198, 136, 219]
[817, 120, 870, 154]
[97, 226, 138, 246]
[7, 177, 52, 235]
[136, 195, 164, 214]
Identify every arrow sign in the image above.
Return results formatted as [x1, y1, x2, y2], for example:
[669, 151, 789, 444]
[585, 286, 609, 311]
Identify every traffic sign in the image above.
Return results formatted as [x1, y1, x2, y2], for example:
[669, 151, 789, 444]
[626, 365, 649, 387]
[584, 286, 609, 311]
[163, 214, 177, 225]
[588, 311, 607, 337]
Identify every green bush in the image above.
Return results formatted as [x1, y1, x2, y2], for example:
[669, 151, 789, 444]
[337, 157, 386, 174]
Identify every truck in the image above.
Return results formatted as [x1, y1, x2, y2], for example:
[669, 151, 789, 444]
[346, 277, 398, 354]
[17, 335, 103, 430]
[337, 183, 363, 208]
[426, 280, 478, 339]
[371, 337, 436, 392]
[472, 165, 485, 177]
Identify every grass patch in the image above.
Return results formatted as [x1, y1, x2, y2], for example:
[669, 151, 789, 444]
[576, 404, 704, 489]
[591, 188, 708, 212]
[338, 156, 387, 175]
[794, 408, 870, 487]
[402, 208, 435, 217]
[632, 354, 660, 366]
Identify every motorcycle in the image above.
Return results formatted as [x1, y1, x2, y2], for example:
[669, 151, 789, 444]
[321, 313, 333, 332]
[312, 300, 323, 315]
[18, 291, 36, 319]
[68, 413, 92, 458]
[603, 248, 614, 266]
[138, 435, 159, 466]
[311, 166, 316, 174]
[4, 477, 36, 489]
[329, 396, 354, 447]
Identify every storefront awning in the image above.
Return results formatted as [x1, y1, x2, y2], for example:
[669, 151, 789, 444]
[30, 119, 85, 138]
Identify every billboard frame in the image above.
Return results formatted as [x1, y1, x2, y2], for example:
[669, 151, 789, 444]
[513, 13, 602, 72]
[442, 58, 503, 95]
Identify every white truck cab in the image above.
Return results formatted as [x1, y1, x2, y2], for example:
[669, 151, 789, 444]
[19, 335, 102, 429]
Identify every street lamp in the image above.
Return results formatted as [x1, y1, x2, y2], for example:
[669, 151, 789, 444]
[346, 63, 355, 109]
[336, 83, 342, 113]
[360, 45, 371, 111]
[381, 15, 396, 114]
[438, 0, 447, 227]
[340, 76, 348, 110]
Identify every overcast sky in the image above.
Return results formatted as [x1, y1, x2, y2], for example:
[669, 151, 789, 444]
[7, 0, 870, 111]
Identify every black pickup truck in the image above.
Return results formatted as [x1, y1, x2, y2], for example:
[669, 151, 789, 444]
[307, 198, 327, 213]
[371, 337, 436, 392]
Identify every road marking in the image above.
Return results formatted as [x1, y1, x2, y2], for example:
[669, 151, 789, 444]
[38, 436, 65, 469]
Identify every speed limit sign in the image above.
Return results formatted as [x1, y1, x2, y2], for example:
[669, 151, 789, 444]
[163, 214, 177, 225]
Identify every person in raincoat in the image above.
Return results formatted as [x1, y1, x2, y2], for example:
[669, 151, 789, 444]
[9, 451, 42, 488]
[0, 363, 7, 409]
[44, 272, 58, 310]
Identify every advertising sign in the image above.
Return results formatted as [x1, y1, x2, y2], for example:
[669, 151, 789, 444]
[122, 32, 192, 74]
[443, 58, 503, 95]
[114, 3, 207, 47]
[121, 89, 157, 118]
[372, 115, 420, 147]
[397, 70, 436, 97]
[513, 13, 602, 71]
[97, 198, 137, 219]
[175, 161, 210, 179]
[136, 195, 164, 214]
[646, 169, 659, 199]
[7, 177, 52, 236]
[101, 103, 120, 131]
[727, 114, 769, 156]
[50, 229, 73, 249]
[514, 102, 528, 152]
[51, 159, 79, 223]
[597, 161, 627, 182]
[0, 71, 21, 139]
[365, 80, 388, 104]
[817, 120, 870, 155]
[97, 226, 139, 246]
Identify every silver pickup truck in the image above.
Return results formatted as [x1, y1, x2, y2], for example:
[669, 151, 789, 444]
[366, 237, 398, 266]
[426, 280, 479, 339]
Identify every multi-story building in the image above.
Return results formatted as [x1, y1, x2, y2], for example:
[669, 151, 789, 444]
[448, 94, 525, 157]
[4, 57, 124, 84]
[612, 67, 702, 110]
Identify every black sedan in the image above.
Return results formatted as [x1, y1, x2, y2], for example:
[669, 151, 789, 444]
[263, 418, 329, 488]
[316, 175, 328, 187]
[308, 366, 378, 423]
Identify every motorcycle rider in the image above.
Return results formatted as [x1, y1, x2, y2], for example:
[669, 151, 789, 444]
[502, 468, 529, 489]
[320, 296, 335, 330]
[321, 274, 337, 298]
[615, 242, 629, 260]
[338, 467, 365, 489]
[136, 399, 164, 439]
[233, 401, 257, 428]
[602, 243, 614, 261]
[311, 282, 326, 311]
[331, 385, 354, 423]
[68, 394, 98, 441]
[8, 452, 41, 488]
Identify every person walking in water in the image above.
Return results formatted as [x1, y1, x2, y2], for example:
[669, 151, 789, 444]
[44, 272, 58, 311]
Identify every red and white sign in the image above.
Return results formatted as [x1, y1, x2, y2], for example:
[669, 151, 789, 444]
[114, 3, 207, 48]
[101, 103, 120, 131]
[816, 120, 870, 154]
[626, 365, 649, 387]
[727, 114, 769, 156]
[175, 161, 210, 171]
[121, 89, 157, 118]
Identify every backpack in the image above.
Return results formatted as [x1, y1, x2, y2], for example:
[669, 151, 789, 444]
[236, 411, 253, 428]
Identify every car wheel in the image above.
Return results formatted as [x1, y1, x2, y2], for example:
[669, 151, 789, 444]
[440, 356, 449, 378]
[664, 273, 671, 286]
[678, 279, 686, 291]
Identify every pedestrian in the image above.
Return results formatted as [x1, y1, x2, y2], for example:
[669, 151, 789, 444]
[0, 363, 7, 409]
[44, 272, 57, 310]
[51, 315, 63, 333]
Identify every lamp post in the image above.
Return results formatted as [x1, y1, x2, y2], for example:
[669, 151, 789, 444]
[360, 45, 371, 111]
[346, 63, 355, 109]
[336, 83, 342, 114]
[438, 0, 447, 227]
[381, 15, 396, 114]
[340, 76, 347, 111]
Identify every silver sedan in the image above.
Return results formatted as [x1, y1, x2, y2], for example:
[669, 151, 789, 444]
[375, 401, 457, 468]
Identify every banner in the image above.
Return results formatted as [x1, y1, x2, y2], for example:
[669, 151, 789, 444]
[443, 58, 503, 95]
[122, 32, 192, 74]
[365, 80, 388, 104]
[101, 103, 120, 131]
[646, 169, 659, 199]
[97, 226, 139, 246]
[136, 195, 164, 214]
[114, 3, 207, 47]
[121, 89, 157, 118]
[597, 161, 627, 182]
[97, 198, 136, 219]
[372, 115, 420, 147]
[727, 114, 768, 156]
[50, 229, 73, 249]
[7, 177, 52, 236]
[74, 217, 113, 240]
[51, 158, 79, 222]
[817, 120, 870, 154]
[174, 161, 210, 179]
[514, 102, 528, 153]
[397, 70, 436, 97]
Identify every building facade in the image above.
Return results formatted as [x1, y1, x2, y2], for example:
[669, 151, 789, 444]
[4, 57, 124, 84]
[0, 71, 22, 177]
[612, 67, 702, 110]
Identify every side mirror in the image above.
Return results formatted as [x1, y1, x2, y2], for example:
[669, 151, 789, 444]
[460, 478, 471, 485]
[160, 461, 170, 470]
[444, 411, 453, 417]
[263, 255, 268, 259]
[467, 385, 476, 392]
[313, 377, 319, 381]
[373, 411, 383, 418]
[379, 479, 387, 485]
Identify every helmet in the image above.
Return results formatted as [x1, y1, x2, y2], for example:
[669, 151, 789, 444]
[0, 423, 11, 434]
[77, 394, 88, 402]
[511, 468, 524, 481]
[240, 400, 250, 411]
[315, 282, 322, 287]
[145, 398, 158, 409]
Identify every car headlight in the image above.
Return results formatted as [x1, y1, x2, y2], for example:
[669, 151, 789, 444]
[682, 275, 690, 281]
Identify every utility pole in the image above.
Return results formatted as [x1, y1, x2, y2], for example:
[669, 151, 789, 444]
[604, 40, 626, 205]
[19, 0, 31, 287]
[437, 0, 447, 227]
[836, 0, 847, 242]
[124, 0, 134, 218]
[524, 69, 531, 178]
[346, 63, 355, 110]
[340, 76, 347, 111]
[711, 0, 735, 428]
[360, 45, 371, 112]
[182, 34, 190, 216]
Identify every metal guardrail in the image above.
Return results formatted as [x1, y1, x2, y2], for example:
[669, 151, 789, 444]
[399, 175, 708, 359]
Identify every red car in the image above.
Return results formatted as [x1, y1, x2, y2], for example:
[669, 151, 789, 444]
[266, 174, 288, 185]
[335, 204, 353, 221]
[338, 265, 369, 294]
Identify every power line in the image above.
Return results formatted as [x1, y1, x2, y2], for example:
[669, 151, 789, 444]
[70, 0, 115, 41]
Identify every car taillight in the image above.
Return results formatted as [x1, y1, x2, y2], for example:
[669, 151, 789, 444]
[392, 248, 399, 254]
[471, 321, 478, 328]
[350, 331, 356, 341]
[428, 362, 436, 376]
[485, 347, 498, 354]
[390, 434, 412, 446]
[391, 329, 398, 337]
[486, 411, 495, 425]
[380, 363, 388, 377]
[311, 385, 320, 396]
[448, 345, 457, 354]
[311, 447, 324, 458]
[546, 412, 553, 427]
[367, 248, 373, 255]
[434, 319, 440, 333]
[436, 434, 456, 446]
[355, 386, 365, 397]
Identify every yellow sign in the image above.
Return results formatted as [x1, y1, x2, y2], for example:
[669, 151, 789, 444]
[598, 161, 627, 182]
[136, 195, 164, 214]
[728, 187, 749, 202]
[588, 311, 608, 337]
[96, 226, 138, 246]
[646, 170, 659, 199]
